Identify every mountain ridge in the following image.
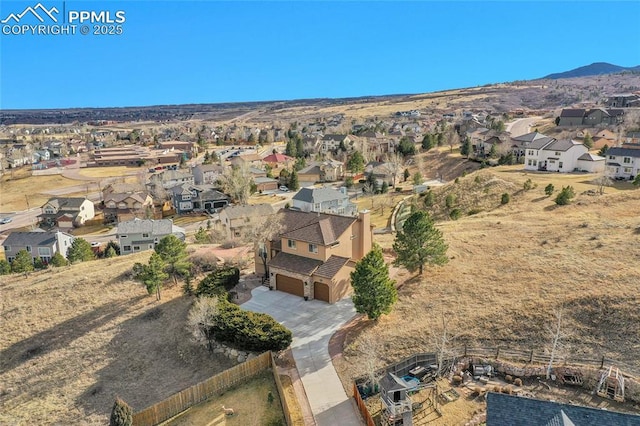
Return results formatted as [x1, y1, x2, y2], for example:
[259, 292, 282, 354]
[543, 62, 640, 79]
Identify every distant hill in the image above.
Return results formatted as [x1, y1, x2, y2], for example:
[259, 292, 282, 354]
[543, 62, 640, 79]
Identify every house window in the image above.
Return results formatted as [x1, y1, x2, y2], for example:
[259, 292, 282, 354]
[26, 246, 32, 252]
[533, 160, 537, 166]
[183, 194, 191, 200]
[609, 155, 615, 160]
[559, 162, 563, 169]
[309, 244, 318, 253]
[123, 245, 131, 252]
[287, 239, 296, 249]
[120, 235, 127, 239]
[555, 152, 561, 156]
[527, 160, 532, 166]
[133, 246, 140, 251]
[45, 207, 55, 214]
[142, 233, 149, 238]
[624, 167, 632, 173]
[624, 157, 631, 164]
[314, 203, 321, 211]
[38, 247, 50, 256]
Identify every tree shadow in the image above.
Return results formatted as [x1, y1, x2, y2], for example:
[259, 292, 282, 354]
[75, 295, 236, 419]
[0, 296, 146, 375]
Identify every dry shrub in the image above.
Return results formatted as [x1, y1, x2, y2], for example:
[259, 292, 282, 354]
[501, 385, 513, 395]
[493, 385, 502, 393]
[471, 386, 485, 397]
[504, 374, 513, 383]
[513, 378, 523, 387]
[452, 375, 463, 386]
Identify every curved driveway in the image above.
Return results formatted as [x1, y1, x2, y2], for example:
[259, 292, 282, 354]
[241, 287, 362, 426]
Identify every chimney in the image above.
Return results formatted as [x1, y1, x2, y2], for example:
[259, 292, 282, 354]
[356, 210, 372, 260]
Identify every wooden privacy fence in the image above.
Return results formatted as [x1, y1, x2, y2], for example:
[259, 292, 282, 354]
[271, 353, 294, 426]
[132, 351, 272, 426]
[353, 383, 376, 426]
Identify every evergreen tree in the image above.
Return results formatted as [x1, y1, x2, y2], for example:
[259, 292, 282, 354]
[67, 238, 96, 263]
[11, 249, 34, 274]
[489, 143, 498, 158]
[460, 137, 471, 157]
[110, 397, 133, 426]
[598, 144, 609, 156]
[136, 252, 169, 300]
[105, 246, 117, 258]
[403, 168, 410, 182]
[555, 186, 576, 205]
[393, 210, 448, 275]
[412, 172, 423, 186]
[544, 183, 555, 196]
[0, 259, 10, 275]
[583, 132, 594, 149]
[50, 252, 69, 267]
[289, 169, 299, 191]
[347, 151, 365, 174]
[295, 137, 304, 158]
[421, 133, 435, 151]
[350, 244, 397, 321]
[381, 181, 389, 194]
[285, 139, 297, 157]
[154, 235, 191, 285]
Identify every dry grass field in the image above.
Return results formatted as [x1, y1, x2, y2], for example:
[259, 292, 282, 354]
[0, 169, 81, 212]
[0, 252, 235, 425]
[335, 168, 640, 421]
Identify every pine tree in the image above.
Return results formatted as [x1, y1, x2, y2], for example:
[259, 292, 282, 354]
[350, 244, 397, 321]
[403, 168, 410, 182]
[0, 259, 10, 275]
[134, 252, 169, 300]
[11, 249, 34, 274]
[67, 238, 96, 263]
[154, 235, 191, 285]
[50, 252, 69, 267]
[393, 210, 448, 275]
[110, 397, 133, 426]
[289, 169, 299, 191]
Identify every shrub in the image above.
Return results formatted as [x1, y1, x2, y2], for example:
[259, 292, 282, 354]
[452, 375, 463, 385]
[493, 385, 502, 393]
[424, 190, 435, 207]
[505, 375, 513, 383]
[449, 208, 462, 220]
[523, 179, 534, 191]
[33, 257, 47, 270]
[514, 378, 523, 387]
[467, 208, 482, 216]
[555, 186, 575, 205]
[501, 193, 510, 204]
[501, 385, 513, 395]
[445, 193, 456, 209]
[195, 267, 240, 297]
[0, 259, 11, 275]
[454, 177, 460, 184]
[213, 300, 292, 352]
[474, 175, 481, 184]
[395, 187, 402, 192]
[110, 397, 133, 426]
[544, 183, 555, 196]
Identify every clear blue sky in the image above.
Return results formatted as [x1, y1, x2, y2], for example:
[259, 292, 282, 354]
[1, 1, 639, 109]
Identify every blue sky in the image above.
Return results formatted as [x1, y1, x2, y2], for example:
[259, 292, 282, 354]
[1, 1, 639, 109]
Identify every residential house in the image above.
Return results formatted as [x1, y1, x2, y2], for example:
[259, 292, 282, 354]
[117, 218, 185, 255]
[486, 392, 640, 426]
[607, 93, 640, 108]
[254, 177, 279, 192]
[149, 169, 195, 189]
[157, 141, 197, 158]
[229, 153, 263, 168]
[625, 132, 640, 144]
[510, 132, 556, 161]
[169, 183, 229, 214]
[321, 134, 351, 152]
[524, 139, 604, 173]
[558, 108, 625, 127]
[3, 231, 74, 264]
[39, 197, 95, 228]
[605, 143, 640, 180]
[257, 209, 373, 303]
[192, 164, 225, 185]
[291, 186, 356, 217]
[298, 160, 344, 183]
[103, 189, 154, 223]
[218, 204, 275, 240]
[262, 153, 295, 170]
[364, 161, 395, 185]
[33, 149, 51, 163]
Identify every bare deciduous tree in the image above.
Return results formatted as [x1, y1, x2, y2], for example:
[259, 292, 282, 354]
[218, 164, 254, 205]
[241, 211, 284, 279]
[593, 174, 613, 195]
[187, 296, 220, 351]
[385, 153, 404, 188]
[429, 311, 458, 377]
[546, 308, 570, 380]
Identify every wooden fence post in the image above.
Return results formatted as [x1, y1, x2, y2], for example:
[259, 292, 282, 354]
[464, 344, 467, 357]
[601, 355, 605, 369]
[529, 350, 533, 363]
[495, 348, 500, 360]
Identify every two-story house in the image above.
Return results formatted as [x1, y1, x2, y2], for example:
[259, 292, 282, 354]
[256, 209, 373, 304]
[169, 183, 230, 214]
[321, 134, 351, 152]
[291, 187, 356, 217]
[192, 164, 225, 185]
[218, 204, 275, 240]
[117, 218, 185, 255]
[524, 139, 604, 173]
[3, 231, 74, 264]
[606, 143, 640, 180]
[298, 160, 345, 183]
[149, 169, 195, 190]
[558, 108, 625, 127]
[38, 197, 95, 228]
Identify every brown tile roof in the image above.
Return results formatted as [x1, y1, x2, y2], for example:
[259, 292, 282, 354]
[314, 256, 350, 279]
[268, 252, 322, 276]
[279, 209, 355, 245]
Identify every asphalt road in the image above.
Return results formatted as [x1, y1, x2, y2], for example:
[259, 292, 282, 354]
[506, 117, 541, 137]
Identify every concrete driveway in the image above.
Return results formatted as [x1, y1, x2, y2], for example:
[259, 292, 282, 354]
[242, 287, 362, 426]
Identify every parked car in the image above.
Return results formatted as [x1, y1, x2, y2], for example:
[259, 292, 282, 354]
[0, 217, 12, 224]
[90, 242, 101, 247]
[279, 186, 289, 192]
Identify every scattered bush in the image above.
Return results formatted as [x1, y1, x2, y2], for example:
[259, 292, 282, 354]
[474, 175, 481, 184]
[110, 397, 133, 426]
[523, 179, 534, 191]
[514, 378, 523, 387]
[454, 177, 460, 184]
[195, 267, 240, 298]
[544, 183, 555, 196]
[501, 193, 510, 205]
[452, 375, 463, 385]
[493, 385, 502, 393]
[471, 386, 485, 397]
[555, 186, 576, 205]
[501, 385, 513, 395]
[505, 375, 513, 383]
[424, 190, 435, 207]
[445, 193, 456, 209]
[449, 208, 462, 220]
[395, 187, 402, 192]
[0, 259, 10, 275]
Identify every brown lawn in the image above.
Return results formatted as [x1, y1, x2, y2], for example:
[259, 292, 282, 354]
[0, 252, 236, 425]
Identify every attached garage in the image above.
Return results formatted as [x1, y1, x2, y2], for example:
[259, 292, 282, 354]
[314, 282, 331, 303]
[276, 274, 304, 297]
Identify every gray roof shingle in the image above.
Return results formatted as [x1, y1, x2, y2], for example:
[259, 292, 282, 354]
[117, 218, 173, 235]
[279, 210, 355, 245]
[292, 187, 348, 204]
[222, 204, 275, 220]
[268, 251, 322, 275]
[486, 392, 640, 426]
[3, 231, 71, 247]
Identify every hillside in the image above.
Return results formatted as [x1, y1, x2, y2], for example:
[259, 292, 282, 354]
[0, 252, 235, 425]
[543, 62, 640, 80]
[336, 169, 640, 407]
